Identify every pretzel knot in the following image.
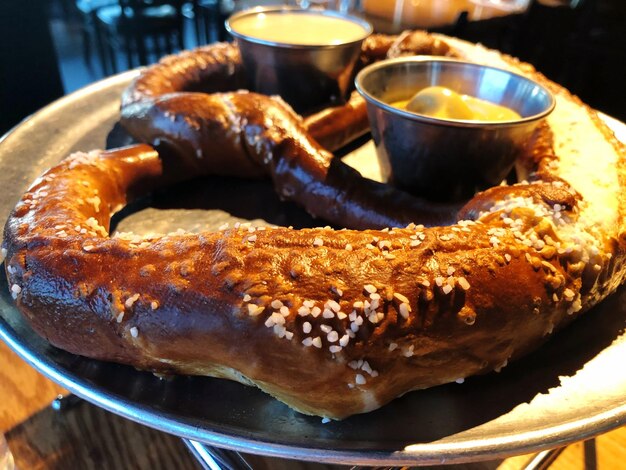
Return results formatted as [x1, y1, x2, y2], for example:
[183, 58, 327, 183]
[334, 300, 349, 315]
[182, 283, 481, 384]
[3, 32, 625, 419]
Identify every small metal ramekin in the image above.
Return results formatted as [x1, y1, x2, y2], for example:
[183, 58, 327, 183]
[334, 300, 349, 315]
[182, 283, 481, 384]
[355, 57, 556, 201]
[226, 6, 372, 114]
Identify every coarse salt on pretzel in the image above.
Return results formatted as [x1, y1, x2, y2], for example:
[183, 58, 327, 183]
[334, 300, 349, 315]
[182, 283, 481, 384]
[3, 32, 626, 419]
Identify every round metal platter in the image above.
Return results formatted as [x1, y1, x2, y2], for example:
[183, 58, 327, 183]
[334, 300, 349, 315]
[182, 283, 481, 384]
[1, 72, 626, 467]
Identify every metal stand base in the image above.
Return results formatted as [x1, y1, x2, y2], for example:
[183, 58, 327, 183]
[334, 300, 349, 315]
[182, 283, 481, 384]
[182, 438, 585, 470]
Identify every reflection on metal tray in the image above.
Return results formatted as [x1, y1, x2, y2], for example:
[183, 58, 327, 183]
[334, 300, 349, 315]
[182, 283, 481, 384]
[0, 71, 625, 466]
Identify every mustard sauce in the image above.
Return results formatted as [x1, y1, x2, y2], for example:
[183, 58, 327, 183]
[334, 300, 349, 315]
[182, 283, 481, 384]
[391, 86, 521, 122]
[230, 12, 368, 46]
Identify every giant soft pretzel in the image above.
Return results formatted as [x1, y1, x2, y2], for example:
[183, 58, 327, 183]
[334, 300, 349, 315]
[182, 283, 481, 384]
[118, 33, 462, 229]
[3, 31, 626, 419]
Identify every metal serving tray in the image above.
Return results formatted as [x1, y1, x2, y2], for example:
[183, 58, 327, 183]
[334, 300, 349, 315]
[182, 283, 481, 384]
[0, 72, 625, 466]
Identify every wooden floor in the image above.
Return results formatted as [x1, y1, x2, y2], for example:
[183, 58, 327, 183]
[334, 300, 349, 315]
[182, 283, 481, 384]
[1, 340, 625, 469]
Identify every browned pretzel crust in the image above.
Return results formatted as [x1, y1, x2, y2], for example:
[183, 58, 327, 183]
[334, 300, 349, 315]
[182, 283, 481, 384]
[4, 32, 626, 419]
[120, 31, 462, 229]
[120, 31, 457, 153]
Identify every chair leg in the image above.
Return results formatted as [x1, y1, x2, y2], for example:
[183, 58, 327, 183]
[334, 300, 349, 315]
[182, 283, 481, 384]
[153, 35, 164, 60]
[107, 39, 118, 74]
[124, 35, 136, 69]
[135, 34, 149, 66]
[217, 11, 229, 42]
[198, 6, 208, 43]
[93, 14, 113, 76]
[176, 25, 184, 50]
[80, 27, 93, 71]
[191, 0, 204, 46]
[203, 2, 222, 43]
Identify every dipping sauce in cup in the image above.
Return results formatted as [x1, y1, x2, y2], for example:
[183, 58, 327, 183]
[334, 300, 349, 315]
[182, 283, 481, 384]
[229, 10, 368, 45]
[355, 57, 555, 202]
[226, 7, 372, 114]
[390, 86, 522, 122]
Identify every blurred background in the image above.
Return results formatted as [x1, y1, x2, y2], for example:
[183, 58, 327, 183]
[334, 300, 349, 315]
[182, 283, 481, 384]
[1, 0, 625, 135]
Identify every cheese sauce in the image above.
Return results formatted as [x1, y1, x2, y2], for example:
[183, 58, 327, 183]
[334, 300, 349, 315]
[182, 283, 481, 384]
[391, 86, 521, 122]
[229, 12, 369, 46]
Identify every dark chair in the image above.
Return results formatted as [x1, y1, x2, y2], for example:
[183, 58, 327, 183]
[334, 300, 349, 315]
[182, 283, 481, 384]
[193, 0, 293, 45]
[74, 0, 118, 72]
[193, 0, 228, 44]
[94, 0, 186, 74]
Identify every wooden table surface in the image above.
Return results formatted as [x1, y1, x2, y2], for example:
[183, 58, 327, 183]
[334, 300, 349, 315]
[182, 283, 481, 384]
[1, 339, 625, 469]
